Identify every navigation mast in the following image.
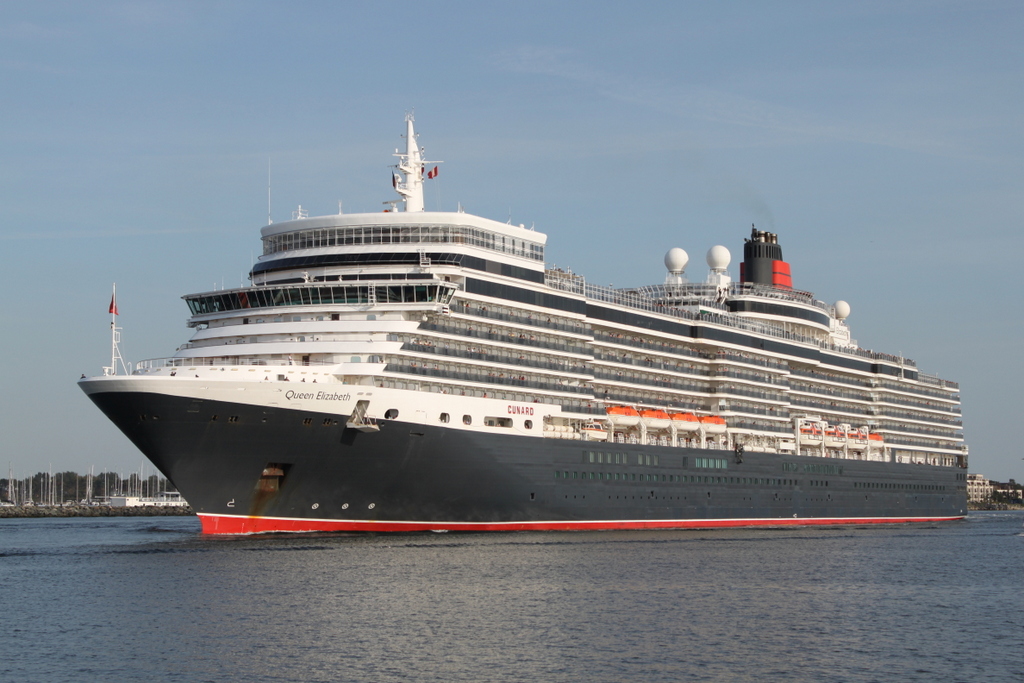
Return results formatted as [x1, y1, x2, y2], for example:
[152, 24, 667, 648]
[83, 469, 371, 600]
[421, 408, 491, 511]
[392, 113, 440, 212]
[105, 283, 128, 376]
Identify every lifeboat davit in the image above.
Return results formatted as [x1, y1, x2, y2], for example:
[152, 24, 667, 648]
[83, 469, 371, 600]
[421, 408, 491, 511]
[639, 409, 672, 430]
[699, 415, 727, 434]
[605, 406, 641, 428]
[581, 421, 610, 441]
[669, 412, 701, 432]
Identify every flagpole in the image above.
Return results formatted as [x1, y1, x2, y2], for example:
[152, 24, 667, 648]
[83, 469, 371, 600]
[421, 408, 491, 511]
[107, 283, 125, 376]
[110, 283, 117, 376]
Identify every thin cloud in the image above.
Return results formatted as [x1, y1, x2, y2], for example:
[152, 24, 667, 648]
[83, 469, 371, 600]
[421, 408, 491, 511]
[0, 226, 222, 241]
[495, 45, 977, 159]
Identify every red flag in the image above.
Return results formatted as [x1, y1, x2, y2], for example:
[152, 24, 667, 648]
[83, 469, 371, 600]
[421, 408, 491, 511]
[427, 166, 439, 179]
[109, 293, 119, 315]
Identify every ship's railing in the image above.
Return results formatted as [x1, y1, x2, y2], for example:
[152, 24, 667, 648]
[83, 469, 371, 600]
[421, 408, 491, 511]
[875, 422, 963, 439]
[134, 356, 349, 372]
[593, 331, 709, 360]
[448, 302, 585, 335]
[597, 390, 706, 413]
[914, 372, 959, 390]
[263, 223, 545, 261]
[711, 385, 788, 402]
[387, 363, 593, 395]
[885, 436, 964, 450]
[593, 351, 713, 377]
[712, 368, 790, 386]
[185, 282, 458, 317]
[728, 420, 794, 434]
[723, 402, 792, 419]
[401, 342, 593, 376]
[875, 394, 961, 413]
[876, 377, 959, 399]
[546, 274, 920, 368]
[629, 282, 831, 314]
[559, 404, 606, 416]
[592, 331, 789, 371]
[788, 395, 866, 410]
[875, 408, 963, 427]
[592, 369, 710, 395]
[419, 321, 592, 356]
[789, 366, 873, 388]
[788, 383, 873, 402]
[727, 282, 829, 310]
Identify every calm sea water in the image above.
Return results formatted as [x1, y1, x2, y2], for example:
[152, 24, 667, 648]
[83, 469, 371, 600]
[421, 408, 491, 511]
[2, 512, 1021, 683]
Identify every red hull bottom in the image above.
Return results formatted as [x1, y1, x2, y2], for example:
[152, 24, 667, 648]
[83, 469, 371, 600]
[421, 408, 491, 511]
[198, 513, 966, 535]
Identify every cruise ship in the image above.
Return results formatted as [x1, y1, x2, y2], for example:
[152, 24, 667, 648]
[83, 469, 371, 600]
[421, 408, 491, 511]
[80, 116, 968, 534]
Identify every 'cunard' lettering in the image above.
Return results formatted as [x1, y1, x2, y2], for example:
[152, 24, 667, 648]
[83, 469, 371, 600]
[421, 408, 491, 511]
[507, 405, 534, 416]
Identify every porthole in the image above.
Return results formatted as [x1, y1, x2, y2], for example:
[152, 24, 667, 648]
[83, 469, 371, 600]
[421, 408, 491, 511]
[463, 415, 472, 425]
[524, 419, 533, 429]
[439, 412, 450, 423]
[384, 408, 399, 420]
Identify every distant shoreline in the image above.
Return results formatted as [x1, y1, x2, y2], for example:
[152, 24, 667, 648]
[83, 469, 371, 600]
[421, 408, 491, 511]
[0, 505, 195, 519]
[968, 502, 1024, 511]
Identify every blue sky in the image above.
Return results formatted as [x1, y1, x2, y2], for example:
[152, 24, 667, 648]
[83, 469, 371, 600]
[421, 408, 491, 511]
[1, 1, 1021, 481]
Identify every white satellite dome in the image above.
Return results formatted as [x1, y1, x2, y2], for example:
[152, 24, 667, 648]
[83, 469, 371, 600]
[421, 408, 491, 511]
[706, 245, 731, 271]
[834, 300, 851, 320]
[664, 248, 689, 274]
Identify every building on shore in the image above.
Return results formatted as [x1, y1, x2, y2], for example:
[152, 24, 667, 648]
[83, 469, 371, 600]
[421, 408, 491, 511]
[990, 479, 1022, 504]
[967, 474, 993, 503]
[109, 491, 189, 508]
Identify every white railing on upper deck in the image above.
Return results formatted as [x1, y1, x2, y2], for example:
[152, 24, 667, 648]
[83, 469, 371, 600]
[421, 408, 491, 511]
[133, 356, 359, 373]
[544, 270, 920, 370]
[630, 282, 830, 313]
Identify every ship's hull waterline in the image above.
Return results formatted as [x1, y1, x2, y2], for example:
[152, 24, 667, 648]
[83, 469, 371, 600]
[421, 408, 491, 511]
[86, 388, 966, 535]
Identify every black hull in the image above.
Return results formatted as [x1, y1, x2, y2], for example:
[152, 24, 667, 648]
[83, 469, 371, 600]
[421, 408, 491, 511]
[87, 390, 967, 533]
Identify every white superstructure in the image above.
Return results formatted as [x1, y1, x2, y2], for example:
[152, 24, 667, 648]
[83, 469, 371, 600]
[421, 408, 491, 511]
[112, 116, 964, 471]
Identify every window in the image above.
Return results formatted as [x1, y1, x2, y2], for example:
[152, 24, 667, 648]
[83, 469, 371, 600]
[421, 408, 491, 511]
[384, 409, 399, 420]
[439, 412, 450, 423]
[524, 420, 533, 429]
[463, 415, 472, 425]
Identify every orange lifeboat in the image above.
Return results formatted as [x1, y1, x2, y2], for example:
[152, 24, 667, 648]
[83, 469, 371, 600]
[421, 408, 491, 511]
[799, 422, 823, 439]
[605, 405, 641, 428]
[639, 409, 672, 430]
[699, 415, 727, 434]
[868, 433, 884, 442]
[669, 412, 701, 432]
[845, 428, 869, 448]
[824, 427, 846, 447]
